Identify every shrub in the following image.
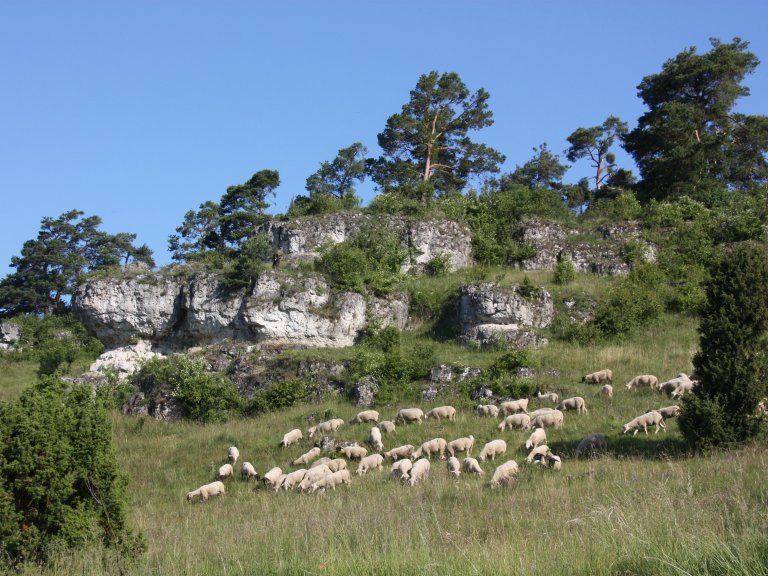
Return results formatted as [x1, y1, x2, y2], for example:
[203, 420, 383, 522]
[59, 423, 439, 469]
[553, 256, 576, 285]
[424, 253, 452, 277]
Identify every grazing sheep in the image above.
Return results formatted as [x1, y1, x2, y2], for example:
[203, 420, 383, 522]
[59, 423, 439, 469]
[488, 460, 518, 488]
[390, 458, 413, 481]
[310, 457, 333, 469]
[299, 465, 333, 492]
[311, 469, 352, 493]
[536, 391, 559, 404]
[525, 427, 547, 450]
[378, 420, 397, 434]
[478, 439, 507, 462]
[395, 407, 424, 424]
[670, 380, 695, 400]
[412, 438, 448, 460]
[447, 436, 475, 458]
[369, 426, 384, 452]
[657, 405, 682, 419]
[187, 481, 226, 502]
[526, 444, 550, 463]
[557, 396, 588, 415]
[292, 447, 321, 467]
[279, 468, 308, 491]
[340, 445, 368, 460]
[384, 444, 415, 461]
[527, 407, 556, 420]
[351, 410, 380, 424]
[447, 457, 461, 479]
[462, 457, 485, 476]
[217, 463, 234, 481]
[424, 405, 457, 421]
[308, 418, 345, 438]
[599, 384, 614, 399]
[658, 374, 693, 396]
[498, 413, 532, 432]
[262, 467, 283, 489]
[356, 453, 385, 475]
[529, 409, 565, 429]
[326, 458, 348, 472]
[227, 446, 240, 467]
[241, 462, 259, 481]
[625, 374, 659, 391]
[500, 399, 529, 415]
[477, 404, 500, 418]
[583, 369, 613, 385]
[575, 433, 608, 458]
[623, 410, 666, 436]
[407, 458, 431, 486]
[272, 474, 287, 492]
[541, 453, 562, 471]
[280, 428, 303, 448]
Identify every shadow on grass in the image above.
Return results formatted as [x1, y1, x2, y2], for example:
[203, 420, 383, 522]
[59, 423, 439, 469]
[550, 433, 690, 461]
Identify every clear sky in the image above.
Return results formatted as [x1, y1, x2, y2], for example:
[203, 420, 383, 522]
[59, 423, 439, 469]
[2, 1, 767, 277]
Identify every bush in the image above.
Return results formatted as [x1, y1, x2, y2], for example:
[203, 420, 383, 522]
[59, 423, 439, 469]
[553, 256, 576, 285]
[6, 314, 104, 368]
[424, 253, 452, 277]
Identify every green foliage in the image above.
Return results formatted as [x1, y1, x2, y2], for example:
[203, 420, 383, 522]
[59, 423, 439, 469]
[505, 143, 568, 191]
[586, 190, 642, 222]
[246, 378, 309, 416]
[488, 350, 531, 379]
[219, 169, 280, 248]
[167, 201, 223, 262]
[553, 255, 576, 285]
[517, 275, 538, 298]
[366, 191, 430, 218]
[566, 115, 629, 192]
[0, 377, 144, 569]
[286, 191, 360, 218]
[424, 253, 452, 277]
[592, 271, 664, 340]
[305, 142, 368, 199]
[363, 321, 402, 354]
[221, 233, 272, 290]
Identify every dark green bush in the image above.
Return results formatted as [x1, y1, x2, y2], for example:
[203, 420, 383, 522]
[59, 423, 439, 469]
[6, 314, 104, 368]
[553, 256, 576, 285]
[424, 253, 452, 277]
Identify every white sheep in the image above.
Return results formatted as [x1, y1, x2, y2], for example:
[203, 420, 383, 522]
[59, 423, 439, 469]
[187, 480, 226, 502]
[311, 469, 352, 492]
[670, 380, 695, 399]
[599, 384, 614, 399]
[497, 413, 532, 432]
[390, 458, 413, 481]
[478, 439, 507, 462]
[658, 373, 693, 396]
[462, 457, 485, 476]
[477, 404, 500, 418]
[447, 457, 461, 479]
[262, 466, 283, 489]
[369, 426, 384, 452]
[446, 436, 474, 458]
[241, 462, 259, 481]
[326, 458, 348, 473]
[527, 407, 556, 419]
[536, 391, 559, 404]
[526, 444, 550, 463]
[308, 418, 345, 438]
[356, 453, 385, 475]
[529, 409, 564, 429]
[583, 368, 613, 384]
[557, 396, 588, 415]
[541, 453, 562, 471]
[227, 446, 240, 467]
[384, 444, 414, 461]
[377, 420, 397, 434]
[406, 458, 431, 486]
[280, 428, 303, 448]
[488, 460, 518, 488]
[310, 457, 333, 469]
[298, 465, 333, 492]
[272, 474, 287, 492]
[279, 468, 308, 491]
[424, 405, 457, 421]
[623, 410, 666, 436]
[292, 447, 321, 467]
[500, 399, 529, 415]
[351, 410, 380, 424]
[217, 463, 234, 481]
[340, 445, 368, 460]
[395, 407, 424, 424]
[575, 433, 608, 458]
[657, 405, 682, 419]
[412, 437, 448, 460]
[524, 427, 547, 450]
[625, 374, 659, 391]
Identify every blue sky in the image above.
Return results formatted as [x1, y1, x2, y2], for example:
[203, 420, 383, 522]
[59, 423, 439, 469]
[2, 1, 767, 277]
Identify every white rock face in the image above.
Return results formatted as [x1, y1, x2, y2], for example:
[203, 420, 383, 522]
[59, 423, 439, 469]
[0, 322, 21, 350]
[88, 340, 163, 379]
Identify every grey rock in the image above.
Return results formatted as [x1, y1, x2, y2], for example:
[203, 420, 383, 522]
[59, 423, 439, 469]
[122, 392, 149, 416]
[470, 384, 496, 401]
[429, 364, 454, 383]
[352, 375, 380, 407]
[0, 322, 21, 351]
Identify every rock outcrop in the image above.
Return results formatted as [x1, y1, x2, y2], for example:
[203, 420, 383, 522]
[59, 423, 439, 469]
[0, 322, 21, 350]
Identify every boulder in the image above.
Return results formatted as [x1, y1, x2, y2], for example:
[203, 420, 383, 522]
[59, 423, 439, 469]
[0, 322, 21, 350]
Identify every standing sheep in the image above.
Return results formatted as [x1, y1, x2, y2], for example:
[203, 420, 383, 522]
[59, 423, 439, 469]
[308, 418, 345, 438]
[478, 439, 507, 462]
[378, 421, 397, 434]
[280, 429, 303, 448]
[657, 405, 681, 419]
[488, 460, 518, 488]
[625, 374, 659, 391]
[424, 405, 457, 421]
[395, 408, 424, 424]
[557, 396, 588, 415]
[292, 447, 321, 467]
[536, 391, 559, 404]
[599, 384, 614, 399]
[262, 467, 283, 489]
[583, 369, 613, 385]
[326, 458, 348, 472]
[524, 427, 547, 450]
[500, 399, 529, 415]
[622, 410, 666, 436]
[311, 469, 352, 492]
[498, 413, 532, 432]
[527, 407, 556, 419]
[412, 438, 448, 460]
[446, 436, 475, 458]
[227, 446, 240, 467]
[187, 481, 226, 502]
[241, 462, 259, 481]
[369, 426, 384, 452]
[351, 410, 380, 424]
[340, 445, 368, 460]
[384, 444, 415, 461]
[310, 457, 332, 469]
[299, 465, 333, 492]
[356, 453, 385, 475]
[390, 459, 413, 481]
[526, 444, 550, 463]
[575, 433, 608, 458]
[541, 453, 562, 471]
[279, 468, 308, 491]
[477, 404, 500, 418]
[447, 457, 461, 479]
[529, 409, 565, 429]
[462, 457, 485, 476]
[407, 458, 431, 486]
[217, 463, 234, 481]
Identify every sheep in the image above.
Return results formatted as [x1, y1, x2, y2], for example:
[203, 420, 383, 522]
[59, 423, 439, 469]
[217, 463, 234, 481]
[498, 413, 532, 432]
[356, 453, 385, 475]
[446, 435, 475, 458]
[351, 410, 380, 424]
[670, 380, 695, 400]
[622, 410, 666, 436]
[241, 461, 259, 482]
[308, 418, 345, 438]
[525, 427, 547, 450]
[526, 444, 550, 463]
[369, 426, 384, 452]
[395, 407, 424, 424]
[310, 457, 333, 469]
[575, 433, 608, 458]
[447, 456, 461, 479]
[292, 447, 321, 467]
[536, 391, 559, 404]
[541, 453, 562, 471]
[298, 465, 333, 492]
[310, 469, 352, 492]
[557, 396, 588, 415]
[326, 458, 348, 472]
[424, 405, 457, 421]
[527, 407, 556, 419]
[657, 405, 682, 419]
[599, 384, 614, 399]
[272, 474, 287, 492]
[583, 369, 613, 385]
[500, 399, 529, 415]
[529, 409, 565, 429]
[406, 458, 431, 486]
[462, 457, 485, 476]
[279, 468, 308, 491]
[378, 420, 397, 434]
[412, 438, 448, 460]
[658, 374, 693, 396]
[488, 460, 518, 488]
[262, 466, 283, 489]
[624, 374, 659, 391]
[390, 458, 413, 481]
[340, 445, 368, 460]
[477, 404, 500, 418]
[384, 444, 415, 461]
[187, 481, 226, 502]
[280, 428, 303, 448]
[227, 446, 240, 467]
[478, 439, 507, 462]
